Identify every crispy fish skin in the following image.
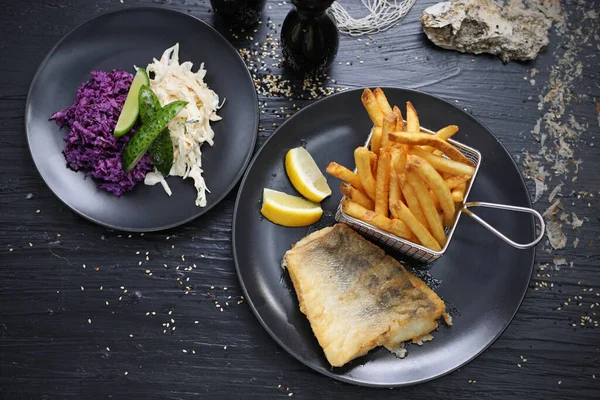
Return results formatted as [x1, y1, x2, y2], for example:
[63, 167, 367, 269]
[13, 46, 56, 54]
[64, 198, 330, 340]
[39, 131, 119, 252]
[283, 224, 445, 367]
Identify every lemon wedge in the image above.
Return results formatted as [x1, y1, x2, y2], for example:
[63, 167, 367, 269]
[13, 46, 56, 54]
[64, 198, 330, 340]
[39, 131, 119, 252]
[285, 147, 332, 202]
[261, 189, 323, 227]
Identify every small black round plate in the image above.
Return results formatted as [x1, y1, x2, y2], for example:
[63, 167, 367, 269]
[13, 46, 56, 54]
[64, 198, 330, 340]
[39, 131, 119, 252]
[233, 88, 535, 387]
[26, 7, 258, 231]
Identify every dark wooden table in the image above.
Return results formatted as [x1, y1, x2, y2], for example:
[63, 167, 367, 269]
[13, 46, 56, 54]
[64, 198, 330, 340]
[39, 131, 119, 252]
[1, 0, 599, 398]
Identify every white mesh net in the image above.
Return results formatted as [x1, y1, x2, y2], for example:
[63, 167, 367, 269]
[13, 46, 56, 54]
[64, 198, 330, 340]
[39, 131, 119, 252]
[328, 0, 417, 36]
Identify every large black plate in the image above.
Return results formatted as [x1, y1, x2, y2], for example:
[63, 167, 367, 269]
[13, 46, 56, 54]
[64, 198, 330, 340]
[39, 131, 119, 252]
[233, 88, 535, 387]
[26, 7, 258, 231]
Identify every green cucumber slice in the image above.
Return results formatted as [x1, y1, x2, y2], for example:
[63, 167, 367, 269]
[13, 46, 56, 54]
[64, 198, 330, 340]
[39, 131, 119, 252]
[122, 100, 187, 173]
[138, 85, 161, 124]
[149, 130, 174, 176]
[138, 86, 175, 176]
[114, 67, 150, 137]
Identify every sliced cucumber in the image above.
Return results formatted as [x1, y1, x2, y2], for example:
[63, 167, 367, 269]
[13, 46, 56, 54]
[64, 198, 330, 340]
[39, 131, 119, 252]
[138, 85, 161, 124]
[138, 85, 175, 176]
[122, 100, 187, 173]
[114, 67, 150, 137]
[148, 131, 174, 176]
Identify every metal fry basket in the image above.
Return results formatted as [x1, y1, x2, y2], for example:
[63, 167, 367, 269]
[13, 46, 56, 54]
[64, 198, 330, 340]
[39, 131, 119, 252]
[334, 128, 545, 263]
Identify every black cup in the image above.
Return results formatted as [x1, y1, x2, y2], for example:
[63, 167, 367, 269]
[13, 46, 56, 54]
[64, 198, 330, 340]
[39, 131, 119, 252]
[210, 0, 267, 27]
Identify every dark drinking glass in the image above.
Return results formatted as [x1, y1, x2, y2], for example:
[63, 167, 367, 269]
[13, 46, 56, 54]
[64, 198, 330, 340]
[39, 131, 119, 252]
[280, 0, 339, 75]
[210, 0, 267, 27]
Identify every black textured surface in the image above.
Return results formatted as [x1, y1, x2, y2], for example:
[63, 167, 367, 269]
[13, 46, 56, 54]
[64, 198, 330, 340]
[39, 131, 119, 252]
[1, 0, 599, 399]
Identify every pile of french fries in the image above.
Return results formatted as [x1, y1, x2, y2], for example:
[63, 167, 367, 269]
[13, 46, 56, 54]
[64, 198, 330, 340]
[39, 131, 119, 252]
[326, 88, 476, 252]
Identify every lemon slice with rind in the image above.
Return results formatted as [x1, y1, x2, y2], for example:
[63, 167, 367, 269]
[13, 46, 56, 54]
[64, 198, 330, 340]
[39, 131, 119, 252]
[285, 147, 332, 202]
[261, 188, 323, 227]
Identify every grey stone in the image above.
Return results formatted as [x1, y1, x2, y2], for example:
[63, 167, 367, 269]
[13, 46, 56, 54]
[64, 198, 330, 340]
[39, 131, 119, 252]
[421, 0, 554, 62]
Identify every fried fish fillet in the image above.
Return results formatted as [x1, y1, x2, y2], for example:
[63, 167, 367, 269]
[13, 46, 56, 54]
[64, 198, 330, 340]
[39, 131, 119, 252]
[283, 224, 445, 367]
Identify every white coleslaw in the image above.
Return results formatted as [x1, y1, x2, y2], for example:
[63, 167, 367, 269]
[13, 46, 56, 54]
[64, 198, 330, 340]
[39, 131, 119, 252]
[143, 43, 222, 207]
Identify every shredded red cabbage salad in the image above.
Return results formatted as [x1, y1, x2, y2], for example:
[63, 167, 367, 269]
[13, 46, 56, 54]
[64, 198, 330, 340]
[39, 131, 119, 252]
[50, 70, 152, 196]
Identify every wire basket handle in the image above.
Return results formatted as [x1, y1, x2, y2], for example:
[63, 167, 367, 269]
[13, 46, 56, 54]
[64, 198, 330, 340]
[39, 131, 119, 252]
[461, 201, 545, 250]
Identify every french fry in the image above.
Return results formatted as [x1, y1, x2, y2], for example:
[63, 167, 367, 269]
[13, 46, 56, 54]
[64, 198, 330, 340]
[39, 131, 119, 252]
[389, 167, 402, 218]
[342, 199, 413, 241]
[393, 106, 405, 132]
[444, 174, 471, 190]
[326, 162, 364, 191]
[452, 182, 466, 203]
[354, 147, 377, 200]
[406, 101, 420, 133]
[390, 201, 442, 251]
[398, 172, 429, 229]
[389, 131, 471, 165]
[391, 146, 407, 177]
[340, 182, 374, 210]
[409, 147, 475, 176]
[373, 87, 393, 116]
[375, 149, 392, 216]
[381, 112, 396, 149]
[390, 146, 407, 219]
[428, 189, 440, 210]
[421, 125, 459, 152]
[437, 125, 459, 141]
[361, 88, 384, 127]
[369, 151, 378, 176]
[406, 171, 446, 248]
[370, 127, 383, 155]
[407, 154, 456, 227]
